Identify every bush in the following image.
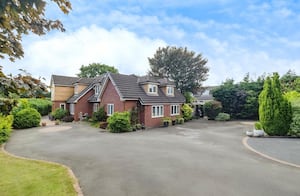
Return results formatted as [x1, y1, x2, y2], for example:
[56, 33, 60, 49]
[51, 108, 68, 120]
[62, 115, 74, 122]
[107, 112, 131, 133]
[11, 99, 30, 116]
[289, 115, 300, 137]
[181, 104, 193, 121]
[92, 106, 107, 122]
[0, 115, 13, 144]
[13, 108, 41, 129]
[215, 113, 230, 121]
[204, 100, 222, 120]
[176, 117, 184, 124]
[28, 98, 52, 116]
[254, 122, 263, 130]
[0, 98, 18, 115]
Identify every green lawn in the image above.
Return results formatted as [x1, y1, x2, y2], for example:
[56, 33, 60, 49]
[0, 148, 77, 196]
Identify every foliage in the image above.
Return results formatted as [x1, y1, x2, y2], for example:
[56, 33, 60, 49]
[107, 112, 131, 133]
[148, 46, 209, 93]
[184, 92, 194, 103]
[280, 70, 300, 93]
[0, 150, 77, 196]
[0, 67, 49, 98]
[28, 98, 52, 116]
[61, 115, 74, 122]
[0, 98, 17, 115]
[176, 117, 184, 124]
[289, 115, 300, 137]
[13, 108, 41, 129]
[0, 0, 71, 62]
[254, 122, 263, 130]
[215, 113, 230, 121]
[204, 100, 222, 120]
[259, 73, 293, 136]
[0, 115, 13, 144]
[130, 107, 138, 125]
[162, 117, 172, 126]
[11, 99, 30, 117]
[51, 108, 68, 120]
[212, 74, 264, 119]
[181, 104, 193, 121]
[77, 63, 118, 78]
[92, 106, 107, 122]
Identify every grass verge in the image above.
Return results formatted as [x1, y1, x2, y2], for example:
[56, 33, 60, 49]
[0, 147, 77, 196]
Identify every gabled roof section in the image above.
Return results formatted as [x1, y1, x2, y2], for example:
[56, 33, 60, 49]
[74, 77, 94, 85]
[108, 73, 185, 104]
[51, 75, 80, 86]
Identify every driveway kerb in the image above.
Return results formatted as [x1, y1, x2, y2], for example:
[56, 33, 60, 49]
[243, 137, 300, 169]
[1, 143, 83, 196]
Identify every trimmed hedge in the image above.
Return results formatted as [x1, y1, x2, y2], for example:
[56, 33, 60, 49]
[13, 108, 41, 129]
[107, 112, 131, 133]
[28, 98, 52, 116]
[0, 115, 13, 144]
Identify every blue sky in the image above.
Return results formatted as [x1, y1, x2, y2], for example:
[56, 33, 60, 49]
[2, 0, 300, 86]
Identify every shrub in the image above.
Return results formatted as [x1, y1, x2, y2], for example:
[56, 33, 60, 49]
[62, 115, 74, 122]
[51, 108, 68, 120]
[0, 98, 17, 115]
[254, 122, 263, 130]
[181, 104, 193, 121]
[107, 112, 131, 133]
[162, 117, 171, 126]
[204, 100, 222, 120]
[259, 73, 293, 136]
[215, 113, 230, 121]
[289, 115, 300, 137]
[0, 115, 13, 144]
[13, 108, 41, 129]
[92, 106, 107, 122]
[11, 99, 30, 116]
[176, 117, 184, 124]
[28, 98, 52, 116]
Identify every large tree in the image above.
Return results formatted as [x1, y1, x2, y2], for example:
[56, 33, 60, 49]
[77, 63, 119, 78]
[0, 0, 72, 62]
[148, 46, 209, 93]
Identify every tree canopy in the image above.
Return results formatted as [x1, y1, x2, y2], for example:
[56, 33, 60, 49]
[148, 46, 209, 93]
[77, 63, 119, 78]
[0, 0, 72, 62]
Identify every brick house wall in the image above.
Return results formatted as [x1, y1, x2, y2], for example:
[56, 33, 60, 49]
[73, 90, 94, 121]
[52, 101, 67, 111]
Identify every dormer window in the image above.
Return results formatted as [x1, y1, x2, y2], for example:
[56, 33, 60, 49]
[94, 84, 100, 95]
[166, 86, 174, 96]
[148, 84, 157, 94]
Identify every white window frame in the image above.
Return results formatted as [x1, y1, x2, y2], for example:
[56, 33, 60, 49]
[152, 105, 164, 118]
[94, 84, 100, 95]
[167, 86, 174, 96]
[59, 103, 66, 110]
[148, 84, 158, 94]
[93, 103, 99, 112]
[107, 104, 114, 116]
[69, 103, 75, 115]
[170, 105, 180, 116]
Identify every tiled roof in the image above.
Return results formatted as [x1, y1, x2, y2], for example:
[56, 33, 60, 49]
[74, 77, 94, 84]
[109, 73, 185, 104]
[51, 75, 79, 86]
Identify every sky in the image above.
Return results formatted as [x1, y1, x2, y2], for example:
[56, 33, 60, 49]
[2, 0, 300, 86]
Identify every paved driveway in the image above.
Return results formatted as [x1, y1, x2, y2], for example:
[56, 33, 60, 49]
[5, 120, 300, 196]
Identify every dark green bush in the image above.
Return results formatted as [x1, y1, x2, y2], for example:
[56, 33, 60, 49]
[215, 113, 230, 121]
[204, 100, 222, 120]
[28, 98, 52, 116]
[92, 106, 107, 122]
[0, 115, 13, 144]
[181, 104, 193, 121]
[289, 115, 300, 137]
[107, 112, 131, 133]
[13, 108, 41, 129]
[51, 108, 68, 120]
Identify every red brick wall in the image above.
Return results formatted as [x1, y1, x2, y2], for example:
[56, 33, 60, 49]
[52, 101, 67, 111]
[73, 90, 94, 121]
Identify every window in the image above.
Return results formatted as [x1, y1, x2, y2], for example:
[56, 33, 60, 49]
[93, 103, 99, 112]
[148, 84, 157, 94]
[59, 103, 66, 110]
[94, 84, 100, 95]
[167, 86, 174, 96]
[171, 105, 180, 116]
[107, 104, 114, 116]
[152, 105, 164, 117]
[74, 84, 78, 94]
[69, 104, 75, 115]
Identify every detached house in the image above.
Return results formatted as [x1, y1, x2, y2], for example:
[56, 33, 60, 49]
[51, 73, 185, 128]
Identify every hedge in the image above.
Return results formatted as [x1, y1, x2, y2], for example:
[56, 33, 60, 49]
[0, 115, 13, 144]
[13, 108, 41, 129]
[28, 98, 52, 116]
